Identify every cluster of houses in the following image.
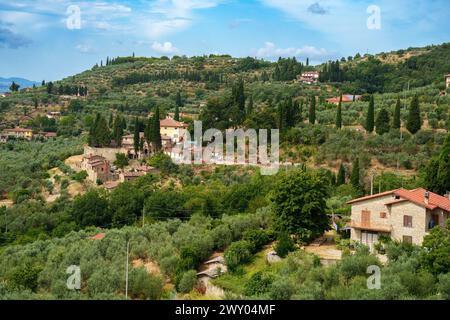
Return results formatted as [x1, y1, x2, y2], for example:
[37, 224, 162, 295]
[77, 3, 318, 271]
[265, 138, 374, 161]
[347, 188, 450, 248]
[0, 127, 57, 143]
[79, 116, 189, 190]
[298, 71, 320, 84]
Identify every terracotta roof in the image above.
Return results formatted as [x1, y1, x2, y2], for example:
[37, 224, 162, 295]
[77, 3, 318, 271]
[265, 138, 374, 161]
[394, 188, 450, 212]
[347, 188, 450, 212]
[160, 118, 188, 128]
[90, 233, 106, 240]
[346, 189, 402, 204]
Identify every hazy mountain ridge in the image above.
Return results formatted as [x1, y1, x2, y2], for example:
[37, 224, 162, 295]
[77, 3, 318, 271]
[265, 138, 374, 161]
[0, 77, 39, 93]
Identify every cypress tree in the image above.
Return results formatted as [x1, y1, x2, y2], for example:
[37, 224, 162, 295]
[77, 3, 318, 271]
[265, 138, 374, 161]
[175, 91, 183, 108]
[247, 94, 254, 115]
[393, 97, 401, 129]
[336, 94, 342, 129]
[277, 103, 285, 130]
[375, 108, 390, 135]
[112, 114, 124, 147]
[337, 163, 346, 186]
[309, 96, 316, 125]
[152, 106, 162, 151]
[350, 158, 361, 191]
[133, 117, 140, 155]
[406, 95, 421, 134]
[365, 95, 375, 133]
[95, 114, 110, 147]
[436, 134, 450, 194]
[144, 116, 153, 146]
[174, 104, 180, 121]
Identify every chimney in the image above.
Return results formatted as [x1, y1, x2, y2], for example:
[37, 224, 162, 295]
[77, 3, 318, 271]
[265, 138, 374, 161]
[424, 191, 430, 205]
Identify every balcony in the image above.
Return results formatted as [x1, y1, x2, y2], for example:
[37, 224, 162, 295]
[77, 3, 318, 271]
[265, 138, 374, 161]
[348, 220, 392, 233]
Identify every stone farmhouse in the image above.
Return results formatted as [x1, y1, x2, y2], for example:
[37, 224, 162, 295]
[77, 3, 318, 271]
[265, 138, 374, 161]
[81, 154, 110, 183]
[347, 188, 450, 248]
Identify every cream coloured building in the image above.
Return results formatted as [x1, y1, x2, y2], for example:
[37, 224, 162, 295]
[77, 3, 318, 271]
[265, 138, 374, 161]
[347, 188, 450, 248]
[160, 118, 188, 143]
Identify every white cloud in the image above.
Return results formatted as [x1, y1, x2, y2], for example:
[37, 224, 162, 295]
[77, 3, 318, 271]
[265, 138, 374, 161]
[75, 43, 96, 54]
[255, 42, 333, 61]
[151, 41, 179, 54]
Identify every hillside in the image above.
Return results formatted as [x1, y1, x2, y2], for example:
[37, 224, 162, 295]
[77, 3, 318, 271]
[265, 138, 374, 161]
[321, 43, 450, 93]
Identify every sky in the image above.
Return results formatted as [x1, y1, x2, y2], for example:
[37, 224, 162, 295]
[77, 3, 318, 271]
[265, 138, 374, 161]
[0, 0, 449, 81]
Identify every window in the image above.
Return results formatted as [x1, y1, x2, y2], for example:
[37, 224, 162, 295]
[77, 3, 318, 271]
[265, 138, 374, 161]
[402, 236, 413, 244]
[403, 215, 413, 228]
[380, 212, 387, 219]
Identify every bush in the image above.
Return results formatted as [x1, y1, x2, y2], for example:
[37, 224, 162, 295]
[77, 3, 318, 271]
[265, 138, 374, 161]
[242, 229, 274, 253]
[178, 270, 198, 293]
[128, 267, 164, 300]
[224, 241, 253, 272]
[275, 233, 295, 258]
[244, 271, 274, 297]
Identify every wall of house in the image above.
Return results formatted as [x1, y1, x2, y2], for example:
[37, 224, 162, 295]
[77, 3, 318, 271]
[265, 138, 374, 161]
[84, 146, 129, 162]
[389, 201, 427, 245]
[350, 194, 394, 242]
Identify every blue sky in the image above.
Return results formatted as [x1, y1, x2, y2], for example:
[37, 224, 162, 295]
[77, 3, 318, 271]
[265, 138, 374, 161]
[0, 0, 449, 81]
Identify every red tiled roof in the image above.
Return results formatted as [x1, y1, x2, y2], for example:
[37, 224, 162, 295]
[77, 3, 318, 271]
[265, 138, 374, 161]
[160, 118, 188, 128]
[394, 188, 450, 212]
[346, 189, 402, 204]
[348, 188, 450, 212]
[90, 233, 106, 240]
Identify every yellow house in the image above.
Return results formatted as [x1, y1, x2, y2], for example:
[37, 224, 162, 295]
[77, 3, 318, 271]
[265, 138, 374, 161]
[160, 118, 188, 143]
[2, 128, 33, 140]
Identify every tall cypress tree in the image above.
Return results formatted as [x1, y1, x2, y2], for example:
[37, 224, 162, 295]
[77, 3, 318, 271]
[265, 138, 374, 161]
[393, 97, 401, 129]
[133, 117, 140, 155]
[277, 103, 285, 130]
[174, 104, 180, 121]
[375, 108, 390, 135]
[350, 158, 361, 192]
[144, 116, 153, 146]
[175, 91, 183, 108]
[406, 95, 421, 134]
[337, 163, 346, 186]
[436, 134, 450, 194]
[152, 106, 162, 151]
[365, 95, 375, 133]
[336, 94, 342, 129]
[309, 96, 316, 125]
[112, 114, 124, 147]
[247, 94, 254, 115]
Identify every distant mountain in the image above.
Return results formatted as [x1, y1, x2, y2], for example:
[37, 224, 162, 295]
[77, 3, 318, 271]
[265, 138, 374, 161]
[0, 77, 40, 93]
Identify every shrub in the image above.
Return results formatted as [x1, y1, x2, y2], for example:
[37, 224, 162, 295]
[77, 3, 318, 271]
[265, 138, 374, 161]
[244, 271, 274, 297]
[224, 241, 253, 272]
[178, 270, 198, 293]
[129, 267, 164, 300]
[242, 229, 274, 253]
[275, 232, 295, 258]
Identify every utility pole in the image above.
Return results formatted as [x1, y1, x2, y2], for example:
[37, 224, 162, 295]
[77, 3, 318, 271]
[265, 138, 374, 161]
[125, 240, 130, 299]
